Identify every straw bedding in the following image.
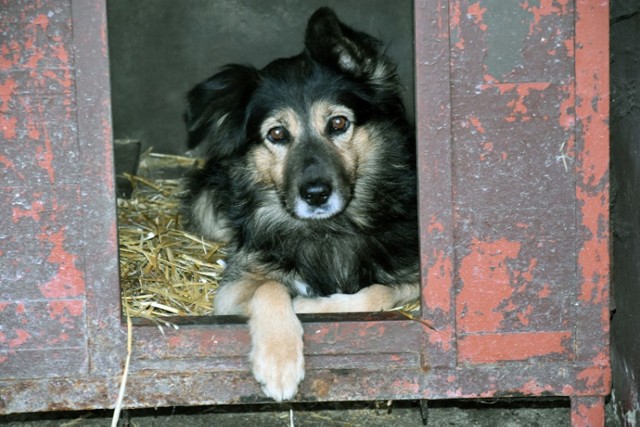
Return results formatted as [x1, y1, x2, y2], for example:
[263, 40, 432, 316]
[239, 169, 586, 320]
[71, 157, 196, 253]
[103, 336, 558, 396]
[117, 154, 420, 319]
[117, 163, 225, 319]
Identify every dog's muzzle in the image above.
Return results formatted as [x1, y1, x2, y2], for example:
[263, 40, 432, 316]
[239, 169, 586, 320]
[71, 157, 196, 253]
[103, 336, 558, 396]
[295, 179, 345, 219]
[286, 139, 350, 220]
[300, 181, 332, 206]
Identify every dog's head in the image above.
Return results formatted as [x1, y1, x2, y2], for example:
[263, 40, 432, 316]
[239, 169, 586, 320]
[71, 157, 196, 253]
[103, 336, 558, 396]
[185, 8, 408, 221]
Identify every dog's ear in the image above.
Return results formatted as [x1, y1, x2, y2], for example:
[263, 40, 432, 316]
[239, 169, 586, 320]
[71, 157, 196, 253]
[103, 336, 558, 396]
[184, 65, 259, 157]
[305, 8, 397, 86]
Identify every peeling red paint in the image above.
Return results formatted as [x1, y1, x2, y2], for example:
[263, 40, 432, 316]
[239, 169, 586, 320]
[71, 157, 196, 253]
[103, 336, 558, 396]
[42, 69, 73, 91]
[571, 400, 605, 427]
[559, 82, 576, 130]
[0, 114, 17, 139]
[0, 78, 18, 103]
[573, 1, 609, 387]
[575, 2, 609, 188]
[168, 335, 182, 348]
[0, 40, 19, 69]
[12, 199, 45, 223]
[576, 222, 607, 305]
[450, 2, 464, 49]
[51, 36, 70, 64]
[48, 300, 84, 322]
[15, 303, 26, 315]
[8, 329, 32, 349]
[0, 155, 22, 180]
[480, 142, 493, 161]
[526, 0, 570, 35]
[564, 37, 574, 57]
[32, 14, 50, 31]
[467, 2, 487, 31]
[516, 305, 533, 325]
[477, 82, 554, 123]
[47, 332, 71, 346]
[508, 83, 551, 120]
[35, 133, 55, 184]
[427, 325, 453, 352]
[459, 331, 571, 364]
[538, 284, 551, 298]
[468, 115, 485, 134]
[577, 365, 606, 389]
[424, 251, 452, 313]
[37, 228, 85, 298]
[427, 216, 444, 234]
[0, 78, 18, 139]
[521, 379, 555, 395]
[391, 379, 420, 395]
[457, 238, 521, 333]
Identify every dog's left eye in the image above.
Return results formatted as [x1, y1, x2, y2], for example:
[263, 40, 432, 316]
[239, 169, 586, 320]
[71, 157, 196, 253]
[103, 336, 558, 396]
[328, 116, 350, 133]
[266, 126, 288, 143]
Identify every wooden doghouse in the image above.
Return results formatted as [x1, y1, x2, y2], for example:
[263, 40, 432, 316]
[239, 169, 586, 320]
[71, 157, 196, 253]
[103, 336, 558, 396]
[0, 1, 610, 425]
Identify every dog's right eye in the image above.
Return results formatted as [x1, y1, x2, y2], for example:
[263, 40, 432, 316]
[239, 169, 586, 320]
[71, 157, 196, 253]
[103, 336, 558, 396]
[266, 126, 288, 144]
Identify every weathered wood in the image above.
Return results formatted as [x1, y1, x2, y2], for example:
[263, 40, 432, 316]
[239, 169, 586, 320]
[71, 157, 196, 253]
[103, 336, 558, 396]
[0, 2, 610, 424]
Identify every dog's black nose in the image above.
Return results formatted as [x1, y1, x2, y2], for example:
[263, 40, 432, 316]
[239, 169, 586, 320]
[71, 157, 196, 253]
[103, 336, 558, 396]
[300, 182, 332, 206]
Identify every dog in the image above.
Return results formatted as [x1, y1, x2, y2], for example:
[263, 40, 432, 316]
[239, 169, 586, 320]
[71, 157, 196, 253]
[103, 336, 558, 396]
[182, 7, 420, 401]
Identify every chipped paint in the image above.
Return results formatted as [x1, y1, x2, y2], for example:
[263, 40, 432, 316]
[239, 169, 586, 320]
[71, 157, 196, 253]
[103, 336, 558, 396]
[12, 197, 45, 222]
[571, 397, 606, 427]
[527, 0, 571, 35]
[37, 227, 84, 298]
[8, 329, 32, 349]
[457, 238, 521, 333]
[47, 300, 84, 321]
[427, 325, 454, 353]
[458, 332, 572, 364]
[574, 0, 610, 371]
[423, 250, 452, 313]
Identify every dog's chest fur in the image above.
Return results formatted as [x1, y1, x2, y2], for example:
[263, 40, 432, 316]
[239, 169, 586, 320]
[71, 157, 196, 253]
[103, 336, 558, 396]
[280, 233, 372, 296]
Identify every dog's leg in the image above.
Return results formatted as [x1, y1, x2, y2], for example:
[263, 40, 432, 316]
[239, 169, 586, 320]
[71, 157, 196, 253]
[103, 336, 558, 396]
[293, 282, 420, 314]
[216, 279, 305, 401]
[214, 278, 262, 315]
[248, 281, 304, 401]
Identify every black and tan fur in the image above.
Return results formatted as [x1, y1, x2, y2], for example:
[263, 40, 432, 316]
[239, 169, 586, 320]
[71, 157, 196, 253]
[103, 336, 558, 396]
[183, 8, 419, 401]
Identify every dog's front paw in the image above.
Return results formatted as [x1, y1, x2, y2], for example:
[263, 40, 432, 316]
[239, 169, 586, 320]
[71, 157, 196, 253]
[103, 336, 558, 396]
[293, 294, 351, 313]
[249, 315, 305, 401]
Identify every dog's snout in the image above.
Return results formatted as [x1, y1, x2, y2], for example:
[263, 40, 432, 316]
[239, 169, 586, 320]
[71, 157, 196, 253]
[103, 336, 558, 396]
[300, 181, 332, 206]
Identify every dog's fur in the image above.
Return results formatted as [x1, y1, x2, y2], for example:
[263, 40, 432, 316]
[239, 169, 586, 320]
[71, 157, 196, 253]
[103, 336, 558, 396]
[183, 8, 420, 401]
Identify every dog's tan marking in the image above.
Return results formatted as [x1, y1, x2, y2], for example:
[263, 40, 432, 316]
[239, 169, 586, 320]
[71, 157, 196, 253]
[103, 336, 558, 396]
[293, 283, 420, 313]
[333, 125, 386, 230]
[248, 281, 304, 402]
[309, 101, 360, 180]
[350, 126, 383, 174]
[213, 278, 262, 316]
[252, 108, 301, 187]
[260, 109, 302, 145]
[310, 101, 355, 141]
[252, 145, 284, 187]
[191, 191, 235, 243]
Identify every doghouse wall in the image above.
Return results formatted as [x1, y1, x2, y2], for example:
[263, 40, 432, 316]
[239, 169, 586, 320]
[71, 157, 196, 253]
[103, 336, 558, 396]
[0, 1, 613, 420]
[610, 0, 640, 424]
[106, 0, 415, 156]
